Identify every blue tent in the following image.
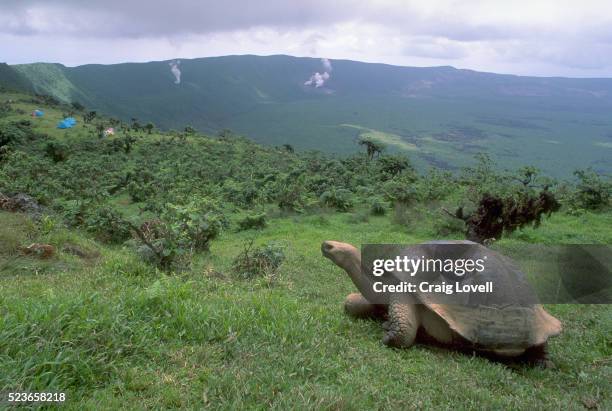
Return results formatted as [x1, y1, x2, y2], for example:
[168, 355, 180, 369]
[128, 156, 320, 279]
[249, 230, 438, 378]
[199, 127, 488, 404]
[57, 117, 77, 129]
[32, 109, 44, 117]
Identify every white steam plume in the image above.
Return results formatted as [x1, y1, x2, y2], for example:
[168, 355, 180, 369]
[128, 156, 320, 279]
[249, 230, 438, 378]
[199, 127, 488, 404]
[321, 58, 332, 73]
[304, 58, 333, 88]
[169, 60, 181, 84]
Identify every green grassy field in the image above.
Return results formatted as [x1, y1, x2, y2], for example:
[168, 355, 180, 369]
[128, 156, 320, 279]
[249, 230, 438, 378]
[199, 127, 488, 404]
[1, 209, 611, 410]
[0, 89, 610, 410]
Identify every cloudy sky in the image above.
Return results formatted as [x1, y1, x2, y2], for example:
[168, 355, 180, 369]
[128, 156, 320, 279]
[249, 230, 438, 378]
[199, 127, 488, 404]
[1, 0, 612, 77]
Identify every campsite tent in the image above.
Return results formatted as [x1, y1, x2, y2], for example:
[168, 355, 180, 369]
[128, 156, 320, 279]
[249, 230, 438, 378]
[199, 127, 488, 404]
[57, 117, 77, 129]
[31, 109, 44, 117]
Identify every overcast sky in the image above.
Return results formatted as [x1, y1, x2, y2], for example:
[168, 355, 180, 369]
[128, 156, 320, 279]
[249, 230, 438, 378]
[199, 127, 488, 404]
[1, 0, 612, 77]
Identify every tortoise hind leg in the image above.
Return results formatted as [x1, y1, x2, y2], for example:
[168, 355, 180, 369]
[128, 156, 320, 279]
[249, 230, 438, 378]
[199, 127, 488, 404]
[344, 293, 387, 319]
[382, 294, 420, 348]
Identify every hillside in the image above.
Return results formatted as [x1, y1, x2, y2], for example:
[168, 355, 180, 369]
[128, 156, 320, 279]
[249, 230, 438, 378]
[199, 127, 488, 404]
[1, 89, 611, 409]
[3, 55, 612, 176]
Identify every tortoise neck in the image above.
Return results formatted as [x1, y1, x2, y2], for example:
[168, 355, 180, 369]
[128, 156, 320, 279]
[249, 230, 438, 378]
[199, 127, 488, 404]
[339, 255, 382, 304]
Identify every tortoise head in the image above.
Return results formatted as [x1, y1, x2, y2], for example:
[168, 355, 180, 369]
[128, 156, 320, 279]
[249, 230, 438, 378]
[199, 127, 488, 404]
[321, 241, 360, 273]
[322, 240, 380, 302]
[321, 241, 361, 277]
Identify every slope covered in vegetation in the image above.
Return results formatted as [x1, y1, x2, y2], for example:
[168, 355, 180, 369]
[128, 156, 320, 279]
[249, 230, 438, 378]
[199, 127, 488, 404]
[0, 90, 610, 409]
[8, 55, 612, 176]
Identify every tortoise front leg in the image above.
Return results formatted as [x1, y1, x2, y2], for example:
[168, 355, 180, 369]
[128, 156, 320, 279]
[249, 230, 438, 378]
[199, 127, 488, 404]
[344, 293, 387, 320]
[382, 294, 420, 348]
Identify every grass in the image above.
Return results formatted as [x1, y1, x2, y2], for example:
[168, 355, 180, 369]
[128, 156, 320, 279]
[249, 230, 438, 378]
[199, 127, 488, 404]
[340, 124, 419, 152]
[0, 208, 610, 410]
[0, 88, 610, 409]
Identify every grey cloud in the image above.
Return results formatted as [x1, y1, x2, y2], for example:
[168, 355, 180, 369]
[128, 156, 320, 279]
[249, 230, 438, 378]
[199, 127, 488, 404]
[0, 0, 357, 38]
[402, 37, 468, 60]
[1, 0, 612, 76]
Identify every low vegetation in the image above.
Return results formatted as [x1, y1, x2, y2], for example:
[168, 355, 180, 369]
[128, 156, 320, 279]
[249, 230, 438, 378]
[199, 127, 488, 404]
[0, 90, 610, 409]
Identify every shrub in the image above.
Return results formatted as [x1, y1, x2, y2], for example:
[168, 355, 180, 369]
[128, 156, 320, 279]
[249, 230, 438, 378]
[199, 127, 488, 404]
[276, 180, 307, 212]
[130, 219, 182, 269]
[569, 169, 611, 211]
[418, 169, 454, 201]
[129, 198, 227, 270]
[370, 199, 387, 216]
[86, 206, 131, 243]
[232, 241, 285, 279]
[319, 188, 353, 212]
[433, 212, 465, 236]
[449, 190, 561, 243]
[127, 181, 155, 203]
[0, 122, 30, 147]
[223, 179, 259, 206]
[237, 213, 267, 231]
[57, 199, 90, 228]
[382, 175, 419, 206]
[377, 154, 413, 179]
[161, 198, 228, 252]
[45, 141, 68, 163]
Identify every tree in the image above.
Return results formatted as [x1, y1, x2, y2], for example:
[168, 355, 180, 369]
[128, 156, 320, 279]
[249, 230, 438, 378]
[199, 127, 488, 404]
[71, 101, 85, 111]
[378, 154, 412, 178]
[571, 168, 611, 210]
[358, 137, 385, 160]
[184, 125, 196, 134]
[120, 135, 137, 154]
[512, 166, 539, 187]
[218, 128, 233, 139]
[282, 144, 294, 153]
[83, 111, 97, 124]
[444, 189, 560, 244]
[96, 123, 105, 138]
[144, 122, 155, 134]
[131, 118, 141, 132]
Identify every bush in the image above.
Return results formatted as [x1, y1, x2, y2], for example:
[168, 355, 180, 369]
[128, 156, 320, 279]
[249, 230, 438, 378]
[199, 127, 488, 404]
[161, 198, 228, 252]
[0, 122, 30, 147]
[451, 190, 560, 243]
[45, 141, 68, 163]
[377, 154, 413, 179]
[276, 179, 308, 212]
[237, 213, 267, 231]
[232, 241, 285, 279]
[418, 169, 454, 201]
[569, 169, 611, 211]
[56, 199, 90, 228]
[86, 205, 131, 243]
[130, 219, 183, 269]
[223, 179, 259, 206]
[129, 198, 227, 270]
[433, 212, 465, 236]
[382, 175, 419, 206]
[370, 199, 387, 216]
[319, 188, 353, 212]
[126, 168, 156, 202]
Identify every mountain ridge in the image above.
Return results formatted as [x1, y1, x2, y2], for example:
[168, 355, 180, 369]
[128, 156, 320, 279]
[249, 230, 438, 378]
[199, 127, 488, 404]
[1, 54, 611, 176]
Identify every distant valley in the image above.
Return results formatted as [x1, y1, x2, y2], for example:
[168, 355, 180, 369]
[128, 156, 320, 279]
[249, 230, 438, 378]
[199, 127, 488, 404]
[1, 55, 611, 176]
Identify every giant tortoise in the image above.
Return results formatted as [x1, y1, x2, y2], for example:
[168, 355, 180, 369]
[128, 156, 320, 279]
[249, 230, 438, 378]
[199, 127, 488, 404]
[322, 240, 562, 362]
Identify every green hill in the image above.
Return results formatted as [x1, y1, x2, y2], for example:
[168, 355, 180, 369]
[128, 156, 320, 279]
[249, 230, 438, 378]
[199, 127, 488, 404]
[0, 63, 32, 93]
[7, 55, 612, 176]
[0, 88, 610, 409]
